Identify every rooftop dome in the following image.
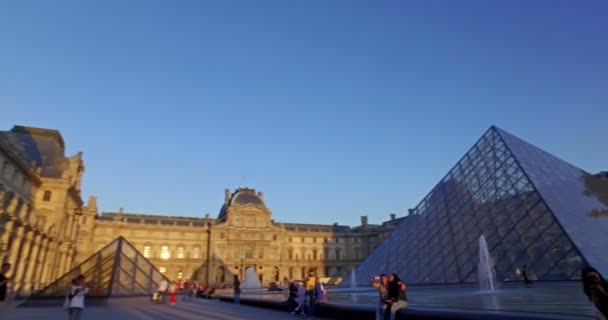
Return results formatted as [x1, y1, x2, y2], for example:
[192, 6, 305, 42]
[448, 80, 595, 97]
[217, 188, 267, 220]
[230, 188, 265, 207]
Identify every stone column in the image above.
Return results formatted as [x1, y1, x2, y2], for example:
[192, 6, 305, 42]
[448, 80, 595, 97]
[57, 248, 67, 278]
[12, 230, 34, 295]
[33, 237, 50, 291]
[7, 225, 25, 266]
[22, 233, 42, 295]
[0, 219, 15, 262]
[40, 240, 57, 285]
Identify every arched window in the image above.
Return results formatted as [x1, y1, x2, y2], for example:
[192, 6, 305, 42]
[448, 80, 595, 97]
[273, 266, 280, 282]
[313, 249, 318, 260]
[335, 248, 340, 261]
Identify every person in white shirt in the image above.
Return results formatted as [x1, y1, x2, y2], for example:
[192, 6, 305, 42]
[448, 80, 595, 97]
[155, 279, 169, 303]
[64, 275, 89, 320]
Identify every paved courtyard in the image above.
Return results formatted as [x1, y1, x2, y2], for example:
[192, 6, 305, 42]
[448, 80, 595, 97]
[4, 297, 326, 320]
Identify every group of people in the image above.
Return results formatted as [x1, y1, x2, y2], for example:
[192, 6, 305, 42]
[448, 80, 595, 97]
[154, 279, 216, 304]
[282, 274, 327, 317]
[371, 274, 407, 320]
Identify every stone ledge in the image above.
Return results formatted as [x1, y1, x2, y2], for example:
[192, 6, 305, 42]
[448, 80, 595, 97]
[218, 295, 589, 320]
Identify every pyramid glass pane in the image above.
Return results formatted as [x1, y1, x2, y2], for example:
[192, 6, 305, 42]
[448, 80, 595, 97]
[350, 127, 608, 285]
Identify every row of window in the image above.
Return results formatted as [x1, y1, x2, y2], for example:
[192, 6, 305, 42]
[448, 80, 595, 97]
[287, 236, 359, 244]
[141, 244, 362, 261]
[143, 245, 202, 260]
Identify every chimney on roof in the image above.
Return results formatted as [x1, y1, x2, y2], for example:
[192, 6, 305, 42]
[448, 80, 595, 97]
[225, 188, 231, 204]
[333, 222, 338, 227]
[408, 209, 415, 216]
[361, 216, 368, 226]
[205, 213, 210, 219]
[257, 191, 264, 200]
[390, 213, 396, 221]
[119, 208, 124, 214]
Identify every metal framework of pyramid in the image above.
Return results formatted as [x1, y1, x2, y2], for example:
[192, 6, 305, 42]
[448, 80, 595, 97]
[28, 236, 169, 300]
[350, 126, 608, 285]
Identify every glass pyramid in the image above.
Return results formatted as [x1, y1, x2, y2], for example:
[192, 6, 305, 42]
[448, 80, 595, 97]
[350, 126, 608, 285]
[28, 236, 169, 300]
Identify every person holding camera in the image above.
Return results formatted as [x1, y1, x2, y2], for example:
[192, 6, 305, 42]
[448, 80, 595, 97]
[370, 274, 389, 320]
[63, 275, 89, 320]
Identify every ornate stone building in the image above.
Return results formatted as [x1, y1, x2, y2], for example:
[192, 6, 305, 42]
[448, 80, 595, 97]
[0, 125, 404, 294]
[86, 188, 403, 285]
[0, 126, 96, 296]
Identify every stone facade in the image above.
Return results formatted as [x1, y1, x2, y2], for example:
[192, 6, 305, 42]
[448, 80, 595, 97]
[0, 126, 95, 296]
[85, 188, 402, 285]
[0, 125, 405, 294]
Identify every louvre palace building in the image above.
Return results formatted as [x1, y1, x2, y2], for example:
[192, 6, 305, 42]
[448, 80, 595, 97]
[0, 125, 400, 297]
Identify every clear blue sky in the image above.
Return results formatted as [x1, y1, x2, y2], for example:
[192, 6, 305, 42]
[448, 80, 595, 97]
[1, 1, 606, 226]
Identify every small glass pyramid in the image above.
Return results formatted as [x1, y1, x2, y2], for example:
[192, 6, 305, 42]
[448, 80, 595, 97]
[29, 236, 169, 299]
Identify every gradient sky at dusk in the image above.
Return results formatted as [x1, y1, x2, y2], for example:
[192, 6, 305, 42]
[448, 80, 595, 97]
[1, 1, 607, 226]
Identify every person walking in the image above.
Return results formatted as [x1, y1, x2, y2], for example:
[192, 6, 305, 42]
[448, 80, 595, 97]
[0, 263, 11, 308]
[234, 275, 241, 305]
[371, 274, 389, 320]
[168, 281, 177, 305]
[63, 275, 89, 320]
[582, 267, 608, 320]
[387, 274, 408, 320]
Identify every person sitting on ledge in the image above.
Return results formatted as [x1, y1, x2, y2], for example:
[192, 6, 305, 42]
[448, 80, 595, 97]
[387, 273, 408, 320]
[582, 267, 608, 320]
[290, 282, 306, 316]
[282, 282, 297, 306]
[370, 274, 389, 320]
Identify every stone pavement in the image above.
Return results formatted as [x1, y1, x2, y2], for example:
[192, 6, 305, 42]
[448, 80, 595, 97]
[4, 297, 328, 320]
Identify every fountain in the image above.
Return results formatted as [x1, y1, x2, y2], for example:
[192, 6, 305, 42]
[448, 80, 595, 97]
[350, 268, 357, 288]
[478, 235, 496, 293]
[241, 266, 262, 289]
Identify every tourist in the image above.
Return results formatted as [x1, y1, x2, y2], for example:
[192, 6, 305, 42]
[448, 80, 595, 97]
[314, 278, 327, 303]
[521, 265, 532, 287]
[191, 281, 199, 299]
[64, 275, 89, 320]
[155, 279, 168, 304]
[234, 275, 241, 305]
[181, 280, 191, 302]
[305, 273, 316, 316]
[282, 282, 297, 306]
[387, 274, 408, 320]
[310, 278, 327, 316]
[370, 274, 389, 320]
[168, 281, 177, 305]
[0, 263, 11, 308]
[582, 267, 608, 320]
[290, 282, 306, 316]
